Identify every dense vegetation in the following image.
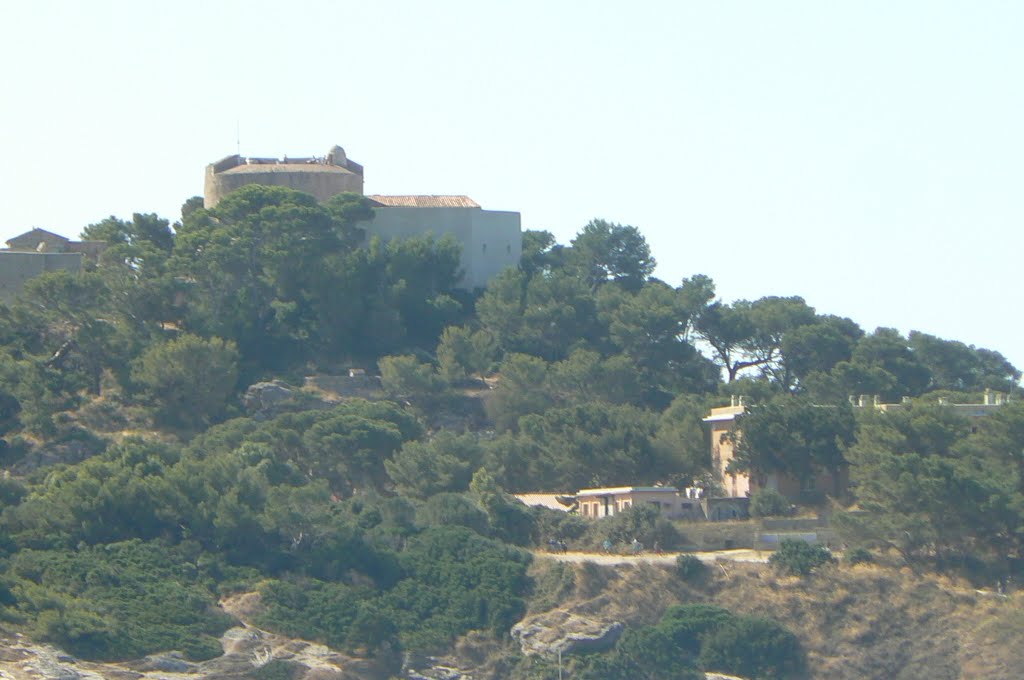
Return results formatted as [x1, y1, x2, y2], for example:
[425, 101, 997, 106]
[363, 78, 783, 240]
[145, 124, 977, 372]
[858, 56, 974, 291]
[0, 184, 1020, 672]
[573, 604, 805, 680]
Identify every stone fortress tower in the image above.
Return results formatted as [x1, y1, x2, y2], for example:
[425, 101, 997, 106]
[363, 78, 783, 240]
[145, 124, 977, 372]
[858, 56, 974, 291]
[204, 145, 363, 207]
[203, 145, 521, 290]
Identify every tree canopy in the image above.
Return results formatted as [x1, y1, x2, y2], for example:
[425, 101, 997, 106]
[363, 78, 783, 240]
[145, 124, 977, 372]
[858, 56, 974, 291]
[0, 183, 1018, 670]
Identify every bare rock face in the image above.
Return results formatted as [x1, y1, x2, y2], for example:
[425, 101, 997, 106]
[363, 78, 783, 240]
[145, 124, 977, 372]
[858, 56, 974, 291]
[0, 619, 398, 680]
[243, 380, 296, 417]
[510, 610, 624, 657]
[123, 651, 196, 673]
[406, 665, 473, 679]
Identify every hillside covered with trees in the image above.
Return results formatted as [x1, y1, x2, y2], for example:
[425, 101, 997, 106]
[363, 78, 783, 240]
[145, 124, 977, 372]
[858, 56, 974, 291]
[0, 185, 1021, 678]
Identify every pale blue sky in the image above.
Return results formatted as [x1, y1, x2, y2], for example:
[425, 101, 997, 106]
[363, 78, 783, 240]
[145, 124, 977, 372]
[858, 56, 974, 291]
[1, 1, 1021, 373]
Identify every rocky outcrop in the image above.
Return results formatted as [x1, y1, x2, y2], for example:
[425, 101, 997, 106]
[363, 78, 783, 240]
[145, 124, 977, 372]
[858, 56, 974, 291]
[242, 379, 297, 418]
[406, 664, 473, 679]
[510, 610, 624, 657]
[0, 619, 396, 680]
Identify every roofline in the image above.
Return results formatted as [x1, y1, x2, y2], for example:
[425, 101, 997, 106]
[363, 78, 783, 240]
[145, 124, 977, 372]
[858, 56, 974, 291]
[576, 486, 679, 496]
[702, 413, 740, 422]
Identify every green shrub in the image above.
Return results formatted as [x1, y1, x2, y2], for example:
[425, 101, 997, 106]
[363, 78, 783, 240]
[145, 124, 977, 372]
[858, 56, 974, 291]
[698, 615, 805, 680]
[131, 334, 239, 430]
[675, 554, 707, 582]
[259, 527, 531, 654]
[0, 476, 27, 507]
[532, 506, 588, 547]
[251, 659, 306, 680]
[845, 547, 874, 565]
[378, 354, 446, 397]
[4, 541, 235, 661]
[749, 488, 791, 518]
[380, 527, 531, 650]
[658, 604, 735, 656]
[577, 603, 803, 680]
[769, 539, 836, 576]
[417, 492, 490, 536]
[256, 579, 373, 650]
[605, 626, 703, 679]
[583, 505, 681, 551]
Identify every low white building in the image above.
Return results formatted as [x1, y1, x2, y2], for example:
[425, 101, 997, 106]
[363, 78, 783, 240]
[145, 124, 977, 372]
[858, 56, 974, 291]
[364, 195, 521, 290]
[576, 486, 698, 519]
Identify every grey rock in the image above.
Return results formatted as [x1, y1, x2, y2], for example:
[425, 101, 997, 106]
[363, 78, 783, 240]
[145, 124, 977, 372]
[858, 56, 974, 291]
[403, 652, 473, 679]
[124, 651, 197, 673]
[407, 666, 472, 680]
[511, 611, 624, 657]
[242, 380, 302, 419]
[243, 380, 294, 410]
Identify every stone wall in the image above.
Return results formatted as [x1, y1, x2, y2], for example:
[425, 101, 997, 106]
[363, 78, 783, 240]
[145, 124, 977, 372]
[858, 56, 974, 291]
[204, 146, 365, 208]
[204, 162, 364, 207]
[0, 252, 82, 301]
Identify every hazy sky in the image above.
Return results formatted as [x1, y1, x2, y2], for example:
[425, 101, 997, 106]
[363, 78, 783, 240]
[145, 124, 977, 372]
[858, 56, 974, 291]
[2, 1, 1022, 372]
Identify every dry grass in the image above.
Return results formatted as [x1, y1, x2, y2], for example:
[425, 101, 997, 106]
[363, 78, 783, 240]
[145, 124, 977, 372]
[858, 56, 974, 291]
[487, 558, 1024, 680]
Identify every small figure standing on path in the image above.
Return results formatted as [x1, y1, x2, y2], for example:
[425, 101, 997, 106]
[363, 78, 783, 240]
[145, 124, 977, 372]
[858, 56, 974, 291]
[602, 539, 613, 554]
[653, 541, 662, 555]
[631, 538, 643, 555]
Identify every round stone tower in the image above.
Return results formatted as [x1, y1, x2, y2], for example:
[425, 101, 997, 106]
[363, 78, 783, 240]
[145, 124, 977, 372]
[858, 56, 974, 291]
[203, 145, 364, 208]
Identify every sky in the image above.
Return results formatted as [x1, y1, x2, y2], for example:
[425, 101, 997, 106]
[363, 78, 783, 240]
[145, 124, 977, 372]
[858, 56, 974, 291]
[1, 1, 1022, 373]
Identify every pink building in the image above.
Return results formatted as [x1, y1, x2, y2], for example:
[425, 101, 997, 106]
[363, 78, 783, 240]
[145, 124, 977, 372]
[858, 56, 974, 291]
[576, 486, 697, 519]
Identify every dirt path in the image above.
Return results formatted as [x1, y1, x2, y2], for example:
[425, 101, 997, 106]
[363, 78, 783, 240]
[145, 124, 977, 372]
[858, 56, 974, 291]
[535, 548, 769, 565]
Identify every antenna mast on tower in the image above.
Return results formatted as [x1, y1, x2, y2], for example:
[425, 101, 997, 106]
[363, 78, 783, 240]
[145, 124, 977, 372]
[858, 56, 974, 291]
[236, 120, 241, 156]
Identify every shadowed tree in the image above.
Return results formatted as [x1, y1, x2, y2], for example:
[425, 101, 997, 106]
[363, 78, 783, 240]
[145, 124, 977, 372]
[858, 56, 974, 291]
[732, 396, 855, 495]
[908, 331, 1021, 393]
[131, 333, 239, 431]
[171, 185, 341, 368]
[782, 315, 864, 389]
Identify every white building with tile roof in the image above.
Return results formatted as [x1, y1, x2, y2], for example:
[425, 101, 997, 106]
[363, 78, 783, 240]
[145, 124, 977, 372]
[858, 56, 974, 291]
[203, 145, 521, 290]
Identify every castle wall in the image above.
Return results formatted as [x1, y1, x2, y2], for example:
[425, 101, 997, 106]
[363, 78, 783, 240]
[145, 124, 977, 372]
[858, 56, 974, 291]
[204, 164, 363, 208]
[365, 207, 521, 290]
[0, 252, 82, 301]
[202, 146, 522, 290]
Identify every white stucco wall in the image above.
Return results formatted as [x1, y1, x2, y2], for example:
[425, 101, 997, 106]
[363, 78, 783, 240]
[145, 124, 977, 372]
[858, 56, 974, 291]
[364, 207, 521, 290]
